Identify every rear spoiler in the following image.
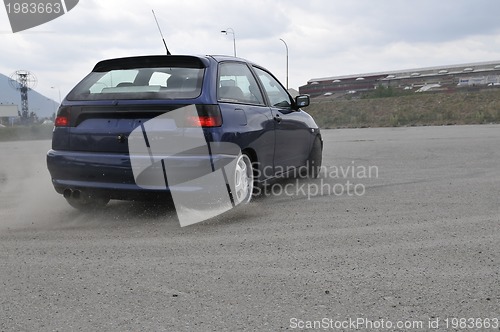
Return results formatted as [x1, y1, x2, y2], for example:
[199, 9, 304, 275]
[93, 55, 209, 72]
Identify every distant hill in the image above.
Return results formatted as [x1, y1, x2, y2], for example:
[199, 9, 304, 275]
[0, 73, 59, 119]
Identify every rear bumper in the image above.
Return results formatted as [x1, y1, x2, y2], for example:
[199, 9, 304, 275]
[47, 149, 238, 200]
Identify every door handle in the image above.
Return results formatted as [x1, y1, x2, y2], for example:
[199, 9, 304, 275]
[274, 114, 282, 123]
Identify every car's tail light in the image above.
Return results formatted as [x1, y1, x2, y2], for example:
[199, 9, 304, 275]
[55, 116, 69, 127]
[54, 107, 70, 127]
[187, 105, 222, 127]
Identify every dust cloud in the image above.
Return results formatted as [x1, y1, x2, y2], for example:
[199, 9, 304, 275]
[0, 140, 66, 230]
[0, 139, 184, 230]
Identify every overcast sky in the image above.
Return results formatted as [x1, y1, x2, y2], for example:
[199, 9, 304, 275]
[2, 0, 500, 100]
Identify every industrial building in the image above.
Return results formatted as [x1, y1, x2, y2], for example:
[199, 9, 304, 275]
[0, 104, 18, 126]
[299, 60, 500, 97]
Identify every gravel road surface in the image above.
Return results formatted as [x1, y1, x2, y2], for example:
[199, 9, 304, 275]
[0, 125, 499, 331]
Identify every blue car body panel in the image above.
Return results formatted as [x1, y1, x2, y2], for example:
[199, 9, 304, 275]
[47, 55, 321, 201]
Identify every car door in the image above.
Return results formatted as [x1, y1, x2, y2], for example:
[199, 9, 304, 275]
[253, 66, 312, 173]
[217, 61, 275, 182]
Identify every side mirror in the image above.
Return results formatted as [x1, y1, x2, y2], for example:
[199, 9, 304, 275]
[295, 95, 310, 109]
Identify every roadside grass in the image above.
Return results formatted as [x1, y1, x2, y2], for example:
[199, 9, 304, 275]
[0, 125, 53, 142]
[2, 88, 500, 141]
[307, 89, 500, 128]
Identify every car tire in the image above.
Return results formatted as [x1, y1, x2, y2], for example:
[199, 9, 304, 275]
[232, 153, 254, 205]
[305, 136, 322, 178]
[65, 194, 110, 212]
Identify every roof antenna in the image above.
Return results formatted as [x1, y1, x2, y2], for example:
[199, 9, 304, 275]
[152, 9, 171, 55]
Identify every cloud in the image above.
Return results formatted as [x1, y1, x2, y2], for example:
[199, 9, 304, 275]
[1, 0, 500, 97]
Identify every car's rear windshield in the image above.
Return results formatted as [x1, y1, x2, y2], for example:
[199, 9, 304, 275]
[66, 66, 205, 101]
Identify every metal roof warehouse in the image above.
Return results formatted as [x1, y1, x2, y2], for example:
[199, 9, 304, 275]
[299, 60, 500, 97]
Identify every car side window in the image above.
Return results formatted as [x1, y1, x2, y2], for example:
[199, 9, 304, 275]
[253, 67, 292, 109]
[218, 62, 265, 105]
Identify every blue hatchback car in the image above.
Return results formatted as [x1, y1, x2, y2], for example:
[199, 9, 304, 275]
[47, 55, 322, 211]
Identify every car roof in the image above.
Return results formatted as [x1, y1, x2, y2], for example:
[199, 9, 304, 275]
[208, 55, 263, 68]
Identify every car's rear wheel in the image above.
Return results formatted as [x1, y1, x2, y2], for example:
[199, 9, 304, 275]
[233, 154, 254, 205]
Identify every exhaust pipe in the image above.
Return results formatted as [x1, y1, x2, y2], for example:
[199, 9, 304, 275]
[63, 188, 82, 200]
[72, 190, 81, 199]
[63, 188, 72, 199]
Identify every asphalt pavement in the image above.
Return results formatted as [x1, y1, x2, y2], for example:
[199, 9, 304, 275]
[0, 125, 499, 331]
